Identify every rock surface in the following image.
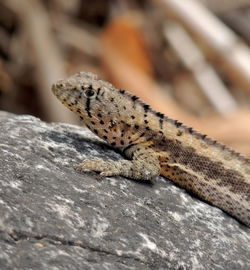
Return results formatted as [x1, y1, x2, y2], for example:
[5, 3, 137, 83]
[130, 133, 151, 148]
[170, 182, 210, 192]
[0, 113, 249, 270]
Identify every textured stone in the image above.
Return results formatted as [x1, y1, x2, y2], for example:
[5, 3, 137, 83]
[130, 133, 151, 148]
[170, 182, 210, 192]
[0, 113, 249, 270]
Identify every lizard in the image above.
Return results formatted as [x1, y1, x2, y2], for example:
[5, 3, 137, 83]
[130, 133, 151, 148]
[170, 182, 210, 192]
[52, 71, 250, 227]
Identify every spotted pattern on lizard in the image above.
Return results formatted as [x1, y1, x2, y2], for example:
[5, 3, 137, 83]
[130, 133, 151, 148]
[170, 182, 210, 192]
[52, 71, 250, 227]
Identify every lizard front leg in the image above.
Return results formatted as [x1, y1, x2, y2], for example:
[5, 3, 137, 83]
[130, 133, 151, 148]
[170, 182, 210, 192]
[76, 146, 161, 182]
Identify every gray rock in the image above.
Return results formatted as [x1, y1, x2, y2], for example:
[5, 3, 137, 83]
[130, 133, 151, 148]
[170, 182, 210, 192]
[0, 113, 249, 270]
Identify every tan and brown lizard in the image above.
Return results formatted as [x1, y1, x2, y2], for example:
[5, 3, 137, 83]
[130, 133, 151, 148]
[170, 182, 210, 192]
[52, 71, 250, 227]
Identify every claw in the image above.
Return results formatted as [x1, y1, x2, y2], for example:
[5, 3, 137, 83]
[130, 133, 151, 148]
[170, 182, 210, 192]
[100, 171, 113, 177]
[75, 165, 88, 172]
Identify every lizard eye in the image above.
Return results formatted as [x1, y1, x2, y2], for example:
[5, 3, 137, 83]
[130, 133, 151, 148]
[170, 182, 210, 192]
[84, 88, 95, 98]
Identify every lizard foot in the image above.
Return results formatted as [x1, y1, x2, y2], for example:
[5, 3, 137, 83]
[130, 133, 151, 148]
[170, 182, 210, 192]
[75, 158, 126, 177]
[75, 157, 159, 182]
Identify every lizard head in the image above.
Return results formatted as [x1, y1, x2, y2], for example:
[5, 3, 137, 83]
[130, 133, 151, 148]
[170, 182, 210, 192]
[52, 71, 125, 124]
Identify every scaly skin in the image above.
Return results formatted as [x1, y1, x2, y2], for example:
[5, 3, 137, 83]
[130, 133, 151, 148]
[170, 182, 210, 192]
[52, 71, 250, 227]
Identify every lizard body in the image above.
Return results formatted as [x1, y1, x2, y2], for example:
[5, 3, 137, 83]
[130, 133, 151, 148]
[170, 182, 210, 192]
[52, 71, 250, 227]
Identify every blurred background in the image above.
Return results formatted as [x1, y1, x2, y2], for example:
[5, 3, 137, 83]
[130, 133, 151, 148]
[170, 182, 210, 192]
[0, 0, 250, 156]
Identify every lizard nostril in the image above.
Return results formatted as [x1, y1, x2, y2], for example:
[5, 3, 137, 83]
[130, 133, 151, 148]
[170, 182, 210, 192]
[51, 80, 64, 96]
[57, 81, 64, 88]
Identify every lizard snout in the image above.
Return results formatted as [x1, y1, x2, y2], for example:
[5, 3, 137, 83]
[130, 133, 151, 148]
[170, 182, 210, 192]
[51, 79, 66, 97]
